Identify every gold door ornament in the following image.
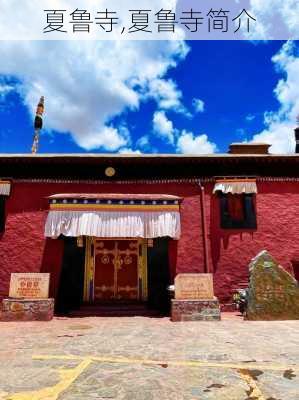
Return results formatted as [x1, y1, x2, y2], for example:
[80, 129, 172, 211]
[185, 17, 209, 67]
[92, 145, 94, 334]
[101, 255, 110, 264]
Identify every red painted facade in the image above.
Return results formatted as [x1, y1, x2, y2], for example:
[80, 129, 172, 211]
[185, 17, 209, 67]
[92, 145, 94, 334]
[0, 179, 299, 308]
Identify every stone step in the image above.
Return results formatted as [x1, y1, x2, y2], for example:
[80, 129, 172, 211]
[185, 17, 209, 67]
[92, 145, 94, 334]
[68, 304, 162, 317]
[69, 310, 161, 317]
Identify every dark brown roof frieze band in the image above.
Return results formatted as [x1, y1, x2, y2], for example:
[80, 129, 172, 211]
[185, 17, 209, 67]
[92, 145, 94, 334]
[0, 154, 298, 179]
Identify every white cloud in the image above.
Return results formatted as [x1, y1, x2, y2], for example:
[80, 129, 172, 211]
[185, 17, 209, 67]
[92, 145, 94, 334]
[151, 108, 216, 154]
[119, 147, 142, 154]
[176, 130, 217, 154]
[75, 126, 128, 152]
[147, 79, 184, 112]
[153, 111, 175, 145]
[244, 0, 299, 40]
[246, 114, 256, 122]
[0, 83, 14, 100]
[251, 41, 298, 153]
[192, 98, 205, 113]
[136, 135, 150, 150]
[251, 123, 295, 153]
[0, 28, 188, 150]
[118, 148, 142, 154]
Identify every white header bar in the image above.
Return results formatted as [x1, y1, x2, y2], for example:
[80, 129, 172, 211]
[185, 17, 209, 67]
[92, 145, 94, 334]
[0, 0, 298, 40]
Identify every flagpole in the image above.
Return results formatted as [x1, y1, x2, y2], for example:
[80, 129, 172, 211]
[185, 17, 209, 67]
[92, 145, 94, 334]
[31, 96, 45, 154]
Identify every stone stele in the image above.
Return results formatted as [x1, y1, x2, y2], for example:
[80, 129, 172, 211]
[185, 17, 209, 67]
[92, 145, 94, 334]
[9, 273, 50, 299]
[175, 273, 214, 300]
[246, 250, 299, 320]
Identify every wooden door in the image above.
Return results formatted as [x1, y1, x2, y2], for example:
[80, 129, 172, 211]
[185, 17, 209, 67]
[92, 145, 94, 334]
[116, 240, 139, 300]
[94, 240, 115, 300]
[94, 239, 139, 301]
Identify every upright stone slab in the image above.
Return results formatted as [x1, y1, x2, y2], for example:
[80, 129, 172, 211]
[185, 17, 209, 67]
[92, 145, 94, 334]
[9, 273, 50, 299]
[175, 273, 214, 300]
[0, 273, 54, 322]
[171, 273, 221, 321]
[246, 250, 299, 320]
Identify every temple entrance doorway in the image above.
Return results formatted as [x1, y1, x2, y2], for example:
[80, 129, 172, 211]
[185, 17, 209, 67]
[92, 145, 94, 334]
[84, 238, 148, 304]
[56, 236, 172, 316]
[46, 193, 180, 315]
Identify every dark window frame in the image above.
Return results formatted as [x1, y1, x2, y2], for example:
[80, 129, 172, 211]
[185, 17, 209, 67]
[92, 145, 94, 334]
[219, 193, 257, 230]
[0, 196, 6, 235]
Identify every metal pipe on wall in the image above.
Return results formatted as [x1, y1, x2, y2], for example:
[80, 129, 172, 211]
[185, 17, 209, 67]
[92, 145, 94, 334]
[199, 183, 211, 274]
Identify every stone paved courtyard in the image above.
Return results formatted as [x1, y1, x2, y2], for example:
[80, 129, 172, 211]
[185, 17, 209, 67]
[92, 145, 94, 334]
[0, 314, 299, 400]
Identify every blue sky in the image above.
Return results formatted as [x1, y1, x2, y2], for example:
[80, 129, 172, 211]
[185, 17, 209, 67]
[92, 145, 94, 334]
[0, 40, 298, 154]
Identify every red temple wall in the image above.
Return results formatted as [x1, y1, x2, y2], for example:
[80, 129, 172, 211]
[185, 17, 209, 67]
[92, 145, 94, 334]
[204, 181, 299, 306]
[1, 180, 299, 306]
[0, 181, 204, 299]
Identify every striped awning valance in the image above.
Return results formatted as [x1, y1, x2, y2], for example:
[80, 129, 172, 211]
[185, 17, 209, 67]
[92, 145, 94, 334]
[0, 180, 11, 196]
[45, 194, 182, 239]
[213, 179, 257, 194]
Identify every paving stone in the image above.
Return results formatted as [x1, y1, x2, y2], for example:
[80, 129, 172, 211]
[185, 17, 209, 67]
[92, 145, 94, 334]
[122, 391, 154, 400]
[0, 316, 299, 399]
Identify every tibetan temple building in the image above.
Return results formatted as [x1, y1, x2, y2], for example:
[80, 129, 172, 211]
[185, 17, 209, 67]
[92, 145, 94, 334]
[0, 137, 299, 314]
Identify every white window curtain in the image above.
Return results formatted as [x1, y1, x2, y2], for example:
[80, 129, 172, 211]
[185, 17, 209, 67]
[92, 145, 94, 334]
[0, 181, 11, 196]
[213, 180, 257, 194]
